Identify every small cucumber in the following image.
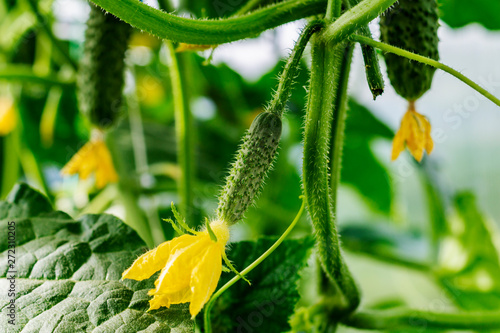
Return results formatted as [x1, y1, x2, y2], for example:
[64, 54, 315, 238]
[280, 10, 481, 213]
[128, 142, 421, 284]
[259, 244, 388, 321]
[380, 0, 439, 101]
[217, 111, 282, 225]
[78, 4, 132, 128]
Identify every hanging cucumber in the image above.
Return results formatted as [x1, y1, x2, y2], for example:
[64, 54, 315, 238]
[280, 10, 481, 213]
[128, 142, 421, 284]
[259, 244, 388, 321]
[78, 4, 132, 128]
[380, 0, 439, 101]
[216, 22, 321, 225]
[216, 111, 282, 225]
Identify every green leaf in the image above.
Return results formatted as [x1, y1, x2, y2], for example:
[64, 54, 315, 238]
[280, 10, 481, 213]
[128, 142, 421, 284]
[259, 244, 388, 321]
[439, 0, 500, 30]
[0, 183, 194, 332]
[209, 237, 314, 333]
[342, 99, 393, 213]
[437, 192, 500, 310]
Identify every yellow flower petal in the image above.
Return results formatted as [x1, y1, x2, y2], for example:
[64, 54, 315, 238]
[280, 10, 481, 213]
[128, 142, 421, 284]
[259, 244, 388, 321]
[148, 288, 192, 311]
[61, 132, 118, 188]
[154, 237, 206, 294]
[0, 97, 16, 136]
[189, 245, 222, 318]
[122, 241, 173, 281]
[391, 101, 433, 162]
[122, 219, 230, 317]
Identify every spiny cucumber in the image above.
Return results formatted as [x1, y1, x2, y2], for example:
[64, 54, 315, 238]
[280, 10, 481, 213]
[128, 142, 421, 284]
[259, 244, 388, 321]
[78, 4, 132, 128]
[216, 111, 282, 225]
[215, 22, 320, 225]
[380, 0, 439, 101]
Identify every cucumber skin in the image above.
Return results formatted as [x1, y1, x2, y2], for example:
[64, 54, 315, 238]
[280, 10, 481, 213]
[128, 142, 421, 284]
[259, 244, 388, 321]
[380, 0, 439, 101]
[78, 4, 131, 128]
[217, 112, 282, 225]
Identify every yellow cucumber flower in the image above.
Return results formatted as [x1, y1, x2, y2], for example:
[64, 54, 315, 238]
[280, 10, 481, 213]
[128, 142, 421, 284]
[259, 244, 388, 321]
[0, 96, 17, 136]
[122, 219, 230, 318]
[391, 101, 433, 162]
[61, 130, 118, 188]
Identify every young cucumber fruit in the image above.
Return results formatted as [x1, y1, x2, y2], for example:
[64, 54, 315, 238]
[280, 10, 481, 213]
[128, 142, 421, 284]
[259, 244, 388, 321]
[380, 0, 439, 101]
[78, 4, 132, 128]
[217, 111, 282, 225]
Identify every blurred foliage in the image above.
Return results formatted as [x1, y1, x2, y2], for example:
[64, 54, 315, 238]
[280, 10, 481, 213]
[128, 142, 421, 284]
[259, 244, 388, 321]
[439, 0, 500, 30]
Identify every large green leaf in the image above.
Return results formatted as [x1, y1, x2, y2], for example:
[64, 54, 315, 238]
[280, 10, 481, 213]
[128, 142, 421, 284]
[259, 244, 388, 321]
[0, 184, 193, 332]
[439, 0, 500, 30]
[209, 236, 314, 333]
[342, 99, 393, 213]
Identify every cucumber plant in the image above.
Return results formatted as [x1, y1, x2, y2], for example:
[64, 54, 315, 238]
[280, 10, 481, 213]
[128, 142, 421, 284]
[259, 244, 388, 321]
[2, 0, 500, 332]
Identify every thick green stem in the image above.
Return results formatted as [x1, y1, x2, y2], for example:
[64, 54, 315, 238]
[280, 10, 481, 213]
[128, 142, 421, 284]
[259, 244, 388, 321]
[303, 35, 359, 312]
[267, 20, 324, 116]
[165, 41, 195, 223]
[343, 309, 500, 330]
[350, 34, 500, 107]
[90, 0, 326, 44]
[322, 0, 397, 44]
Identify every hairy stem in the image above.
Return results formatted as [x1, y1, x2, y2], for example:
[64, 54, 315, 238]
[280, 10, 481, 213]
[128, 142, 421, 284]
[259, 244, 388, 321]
[303, 35, 359, 312]
[350, 34, 500, 107]
[90, 0, 326, 44]
[322, 0, 397, 43]
[267, 20, 324, 116]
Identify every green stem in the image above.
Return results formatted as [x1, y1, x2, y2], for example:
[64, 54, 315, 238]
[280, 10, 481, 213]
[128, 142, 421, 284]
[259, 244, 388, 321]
[126, 91, 149, 174]
[343, 309, 500, 330]
[420, 163, 447, 264]
[77, 184, 117, 217]
[303, 35, 359, 312]
[165, 41, 195, 223]
[204, 198, 306, 333]
[267, 20, 324, 116]
[350, 34, 500, 107]
[106, 133, 154, 248]
[1, 132, 20, 198]
[26, 0, 78, 70]
[328, 41, 361, 312]
[90, 0, 326, 44]
[329, 44, 352, 206]
[344, 0, 384, 99]
[233, 0, 267, 16]
[342, 245, 431, 272]
[325, 0, 342, 21]
[19, 144, 49, 197]
[322, 0, 397, 44]
[0, 66, 74, 87]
